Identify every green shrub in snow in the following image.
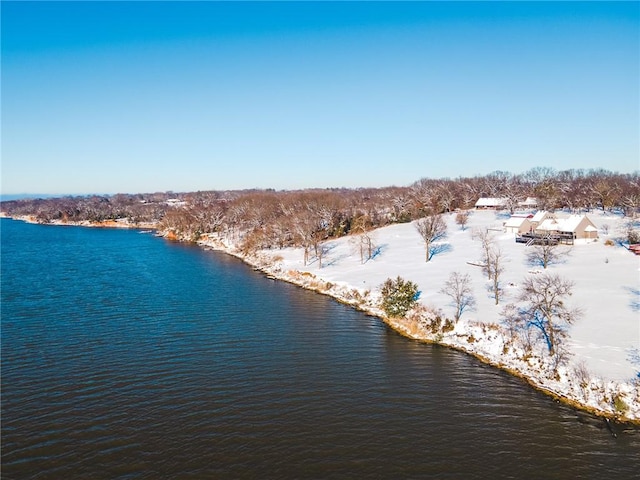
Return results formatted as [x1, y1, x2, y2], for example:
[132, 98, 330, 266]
[379, 276, 420, 318]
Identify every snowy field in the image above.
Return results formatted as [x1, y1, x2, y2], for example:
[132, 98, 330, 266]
[270, 210, 639, 383]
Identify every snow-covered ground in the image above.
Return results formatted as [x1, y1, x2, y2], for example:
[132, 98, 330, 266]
[279, 211, 638, 380]
[201, 209, 640, 421]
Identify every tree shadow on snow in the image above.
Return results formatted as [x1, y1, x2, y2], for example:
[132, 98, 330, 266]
[624, 286, 640, 312]
[428, 242, 453, 260]
[308, 243, 337, 267]
[370, 243, 388, 261]
[628, 348, 640, 380]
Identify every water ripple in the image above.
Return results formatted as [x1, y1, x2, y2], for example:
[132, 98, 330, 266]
[2, 220, 639, 479]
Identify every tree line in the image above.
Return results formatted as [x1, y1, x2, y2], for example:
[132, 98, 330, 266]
[2, 168, 638, 254]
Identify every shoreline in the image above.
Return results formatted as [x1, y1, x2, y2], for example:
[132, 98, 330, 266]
[195, 235, 640, 426]
[0, 214, 158, 231]
[3, 215, 638, 425]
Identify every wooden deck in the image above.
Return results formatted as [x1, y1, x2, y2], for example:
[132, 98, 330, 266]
[515, 232, 574, 246]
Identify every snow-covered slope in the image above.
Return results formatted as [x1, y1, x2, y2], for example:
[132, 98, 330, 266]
[200, 209, 640, 421]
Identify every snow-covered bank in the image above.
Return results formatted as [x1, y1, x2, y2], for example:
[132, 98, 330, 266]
[198, 210, 640, 423]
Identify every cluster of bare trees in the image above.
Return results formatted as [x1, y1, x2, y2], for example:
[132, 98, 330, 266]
[350, 214, 377, 264]
[2, 168, 638, 258]
[0, 193, 170, 224]
[438, 267, 578, 368]
[408, 168, 640, 214]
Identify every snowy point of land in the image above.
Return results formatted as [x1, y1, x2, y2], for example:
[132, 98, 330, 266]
[199, 209, 640, 423]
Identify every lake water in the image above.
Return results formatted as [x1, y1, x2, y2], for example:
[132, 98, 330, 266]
[2, 218, 639, 479]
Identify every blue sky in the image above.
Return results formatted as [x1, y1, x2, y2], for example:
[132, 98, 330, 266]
[2, 1, 638, 195]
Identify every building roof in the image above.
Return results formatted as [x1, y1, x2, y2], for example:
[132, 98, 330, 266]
[531, 210, 550, 223]
[475, 197, 508, 207]
[504, 216, 530, 228]
[536, 218, 560, 231]
[518, 197, 538, 206]
[558, 215, 587, 233]
[536, 214, 596, 233]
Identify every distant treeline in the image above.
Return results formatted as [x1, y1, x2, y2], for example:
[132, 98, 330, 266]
[2, 168, 638, 252]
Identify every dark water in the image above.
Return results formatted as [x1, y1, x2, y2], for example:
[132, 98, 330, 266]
[1, 219, 638, 479]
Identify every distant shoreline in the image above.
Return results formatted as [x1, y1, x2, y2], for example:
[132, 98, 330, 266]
[0, 214, 158, 231]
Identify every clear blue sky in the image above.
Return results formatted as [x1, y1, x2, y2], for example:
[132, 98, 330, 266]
[2, 1, 638, 195]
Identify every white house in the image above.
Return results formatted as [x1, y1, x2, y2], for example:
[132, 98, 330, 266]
[534, 214, 598, 241]
[475, 197, 508, 210]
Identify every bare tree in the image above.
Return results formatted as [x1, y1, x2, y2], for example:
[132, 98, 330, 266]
[410, 178, 437, 214]
[526, 243, 571, 269]
[472, 228, 495, 280]
[315, 240, 329, 269]
[622, 194, 640, 218]
[415, 214, 448, 262]
[460, 180, 481, 209]
[502, 173, 526, 213]
[292, 211, 317, 266]
[501, 303, 531, 352]
[487, 245, 506, 305]
[351, 215, 376, 264]
[517, 273, 581, 356]
[440, 272, 476, 323]
[432, 180, 457, 212]
[455, 211, 470, 231]
[589, 177, 621, 212]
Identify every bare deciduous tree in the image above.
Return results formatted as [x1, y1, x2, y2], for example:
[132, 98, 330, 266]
[526, 242, 571, 269]
[440, 272, 476, 323]
[315, 240, 329, 269]
[621, 194, 640, 218]
[517, 273, 581, 356]
[455, 211, 470, 231]
[351, 215, 376, 264]
[292, 211, 317, 266]
[487, 245, 506, 305]
[472, 228, 495, 280]
[415, 214, 447, 262]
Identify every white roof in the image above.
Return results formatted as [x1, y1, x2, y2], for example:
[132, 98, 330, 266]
[558, 215, 586, 233]
[531, 210, 549, 223]
[475, 197, 507, 207]
[536, 214, 595, 233]
[504, 217, 529, 228]
[536, 219, 559, 231]
[518, 197, 538, 206]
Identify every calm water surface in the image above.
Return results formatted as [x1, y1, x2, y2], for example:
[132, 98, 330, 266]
[2, 218, 639, 479]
